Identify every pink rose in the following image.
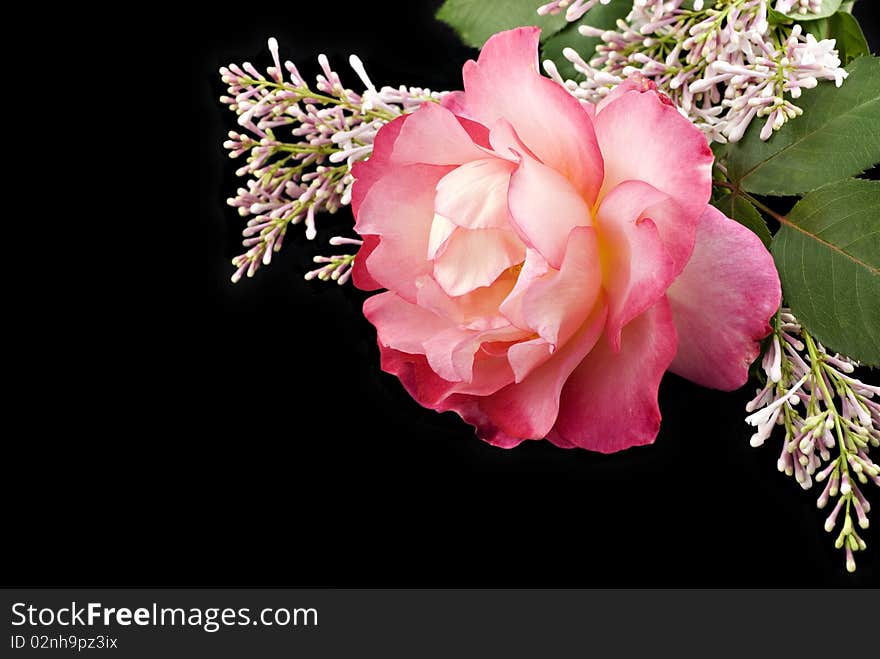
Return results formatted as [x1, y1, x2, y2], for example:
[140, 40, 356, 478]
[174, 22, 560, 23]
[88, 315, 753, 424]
[351, 28, 781, 452]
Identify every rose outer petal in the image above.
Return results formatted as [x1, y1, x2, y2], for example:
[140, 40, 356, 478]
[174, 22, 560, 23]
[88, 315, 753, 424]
[352, 234, 381, 291]
[666, 205, 781, 390]
[351, 114, 408, 217]
[549, 297, 678, 453]
[355, 163, 454, 302]
[390, 102, 488, 166]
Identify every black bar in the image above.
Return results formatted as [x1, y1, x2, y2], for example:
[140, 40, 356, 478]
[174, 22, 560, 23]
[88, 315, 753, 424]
[2, 589, 876, 657]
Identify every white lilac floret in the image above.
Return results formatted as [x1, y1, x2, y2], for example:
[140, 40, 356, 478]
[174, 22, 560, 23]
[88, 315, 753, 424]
[746, 308, 879, 573]
[220, 38, 445, 283]
[540, 1, 847, 143]
[538, 0, 614, 22]
[775, 0, 823, 14]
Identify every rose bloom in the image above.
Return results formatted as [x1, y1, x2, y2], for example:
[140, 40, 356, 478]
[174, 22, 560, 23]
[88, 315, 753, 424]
[351, 28, 780, 452]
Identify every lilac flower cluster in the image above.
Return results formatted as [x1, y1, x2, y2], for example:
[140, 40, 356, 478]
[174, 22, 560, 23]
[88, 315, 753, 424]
[745, 309, 879, 572]
[220, 38, 444, 282]
[541, 0, 847, 143]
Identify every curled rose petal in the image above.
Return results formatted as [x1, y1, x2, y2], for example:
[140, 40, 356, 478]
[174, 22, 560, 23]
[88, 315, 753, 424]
[594, 85, 714, 274]
[666, 205, 781, 390]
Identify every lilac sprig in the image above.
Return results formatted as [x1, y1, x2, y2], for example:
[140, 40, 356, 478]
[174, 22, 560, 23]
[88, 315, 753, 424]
[220, 38, 444, 283]
[541, 1, 847, 143]
[304, 236, 363, 285]
[746, 309, 879, 572]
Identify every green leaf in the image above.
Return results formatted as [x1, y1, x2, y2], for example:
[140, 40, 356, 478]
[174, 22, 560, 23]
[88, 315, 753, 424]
[803, 16, 831, 38]
[727, 56, 880, 196]
[541, 1, 631, 80]
[771, 178, 880, 365]
[436, 0, 568, 49]
[781, 0, 843, 21]
[839, 1, 855, 12]
[710, 140, 729, 161]
[767, 7, 794, 24]
[711, 188, 773, 247]
[828, 12, 870, 63]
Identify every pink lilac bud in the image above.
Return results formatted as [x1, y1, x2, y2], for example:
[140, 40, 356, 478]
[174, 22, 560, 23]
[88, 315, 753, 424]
[825, 496, 845, 532]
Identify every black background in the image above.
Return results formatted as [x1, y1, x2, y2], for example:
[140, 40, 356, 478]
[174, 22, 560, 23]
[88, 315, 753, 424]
[45, 2, 879, 587]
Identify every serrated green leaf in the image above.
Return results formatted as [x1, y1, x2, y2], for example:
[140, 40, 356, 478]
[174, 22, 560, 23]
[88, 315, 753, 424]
[771, 178, 880, 365]
[727, 56, 880, 196]
[781, 0, 843, 21]
[541, 1, 631, 80]
[711, 188, 773, 247]
[436, 0, 568, 49]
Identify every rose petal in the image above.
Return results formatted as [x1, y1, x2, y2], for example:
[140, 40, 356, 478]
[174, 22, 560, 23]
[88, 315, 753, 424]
[390, 101, 487, 166]
[457, 116, 492, 149]
[355, 163, 454, 301]
[378, 325, 520, 405]
[594, 88, 713, 274]
[507, 337, 552, 383]
[378, 348, 518, 441]
[595, 180, 676, 350]
[434, 157, 515, 230]
[488, 118, 537, 162]
[350, 114, 408, 217]
[521, 226, 602, 347]
[428, 324, 527, 384]
[474, 302, 608, 443]
[352, 235, 381, 290]
[549, 297, 678, 453]
[498, 248, 550, 330]
[422, 326, 480, 382]
[595, 74, 662, 113]
[461, 27, 604, 202]
[432, 227, 526, 297]
[363, 291, 453, 355]
[417, 269, 518, 331]
[378, 346, 455, 407]
[366, 291, 523, 388]
[666, 205, 781, 390]
[440, 90, 472, 119]
[507, 151, 593, 267]
[426, 213, 458, 260]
